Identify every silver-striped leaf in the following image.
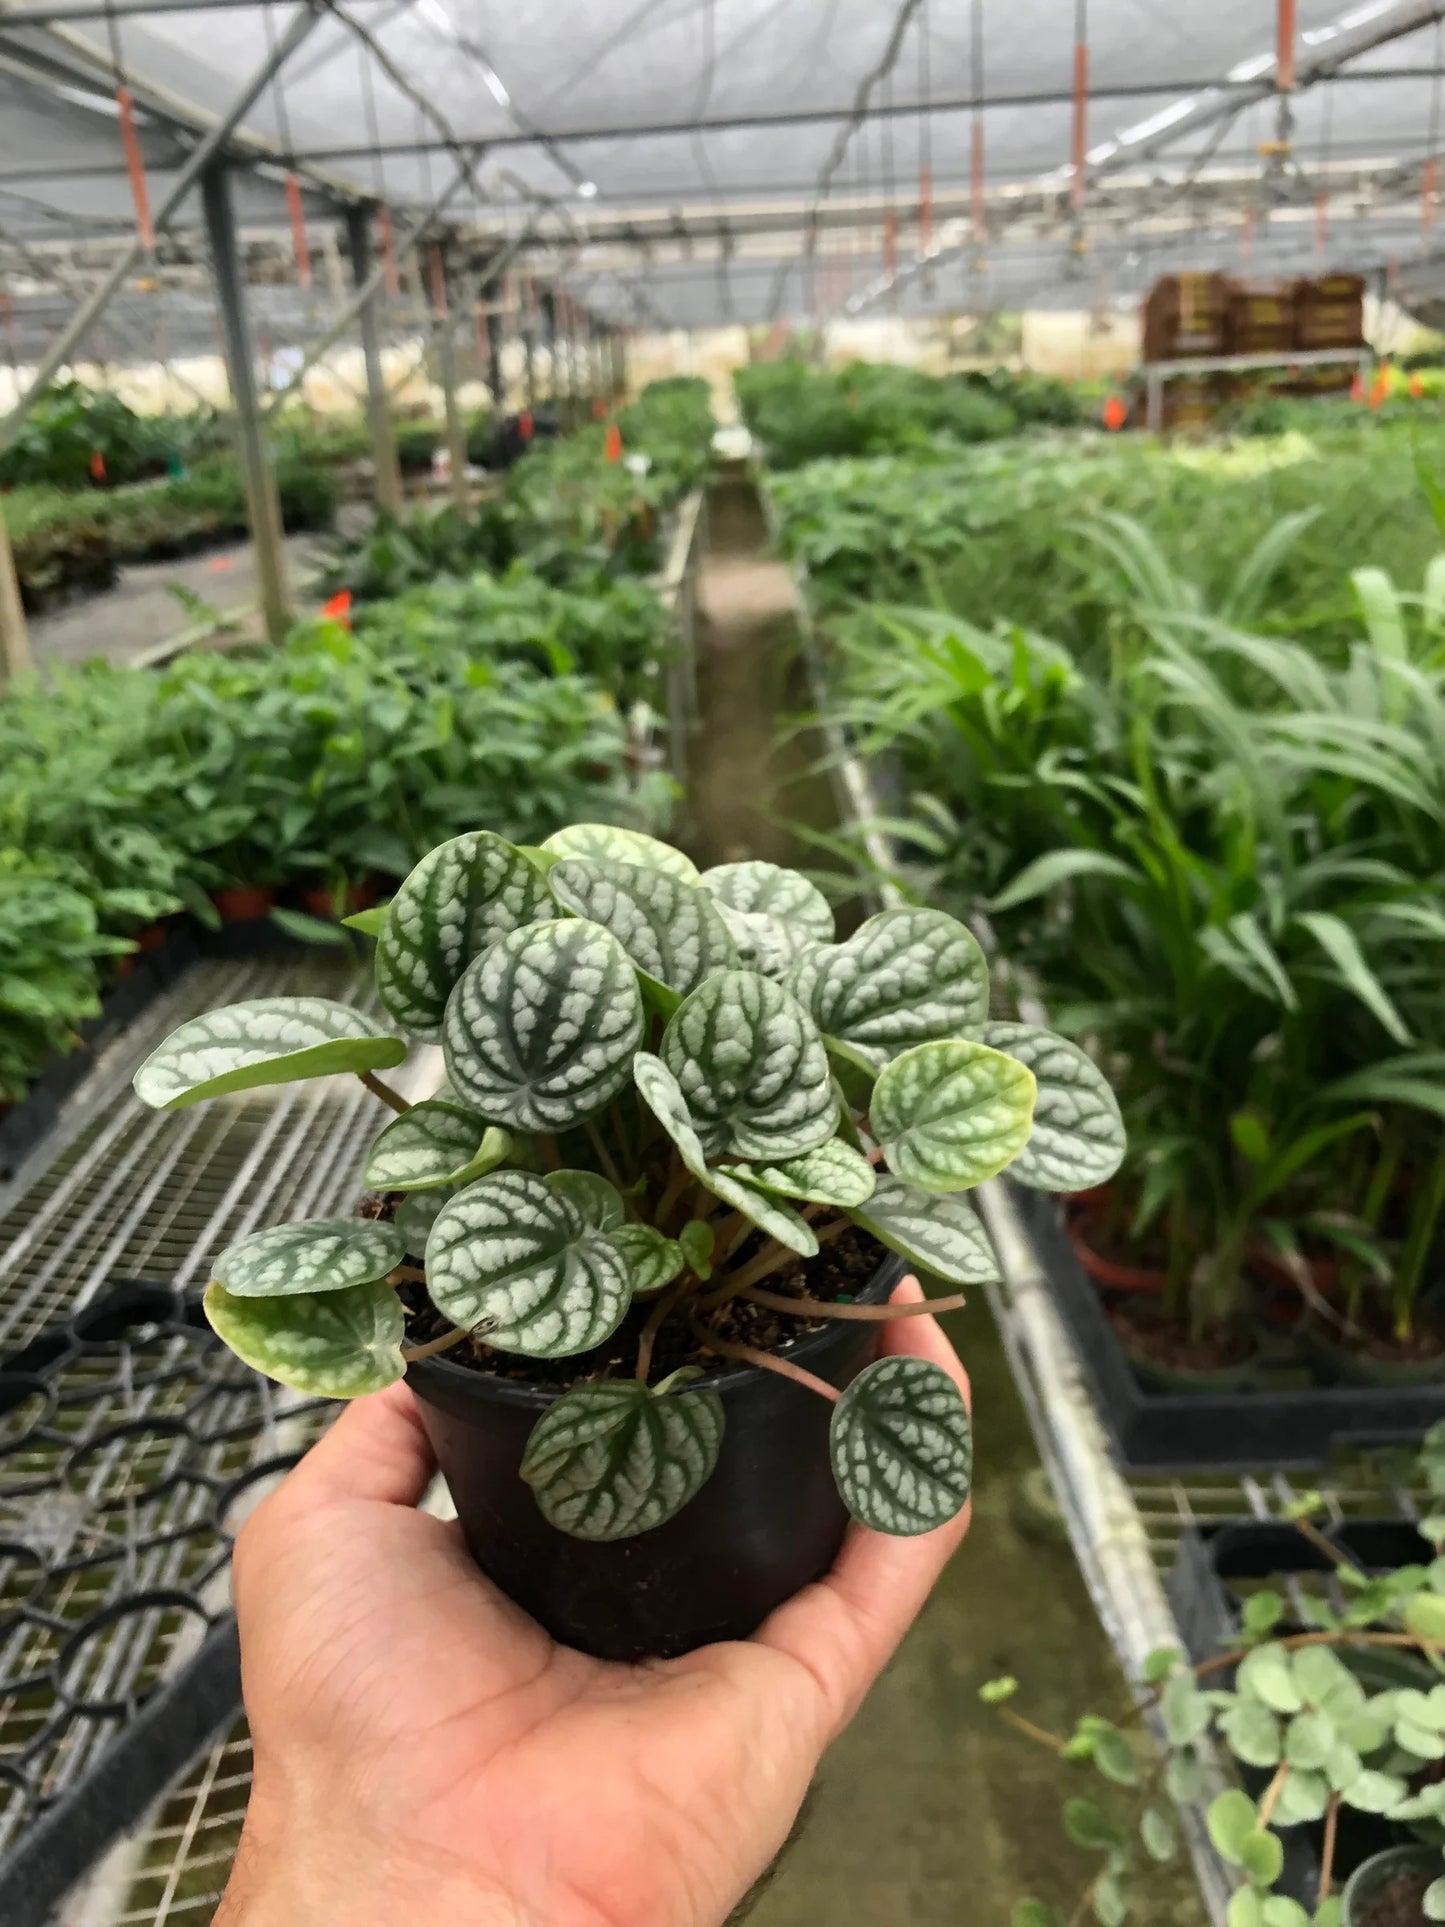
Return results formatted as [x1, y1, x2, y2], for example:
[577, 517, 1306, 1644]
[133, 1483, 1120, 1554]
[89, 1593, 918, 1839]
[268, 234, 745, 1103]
[546, 1169, 625, 1231]
[363, 1101, 512, 1192]
[541, 823, 699, 883]
[850, 1174, 1001, 1287]
[520, 1378, 724, 1540]
[133, 998, 405, 1111]
[424, 1170, 632, 1357]
[786, 908, 991, 1072]
[442, 918, 644, 1132]
[393, 1183, 463, 1254]
[375, 832, 548, 1040]
[548, 856, 736, 1000]
[632, 1052, 817, 1256]
[213, 1218, 406, 1297]
[829, 1355, 972, 1536]
[661, 969, 835, 1162]
[204, 1279, 405, 1398]
[872, 1040, 1036, 1193]
[679, 1218, 715, 1280]
[975, 1021, 1125, 1192]
[702, 861, 834, 942]
[711, 903, 818, 980]
[610, 1222, 685, 1298]
[742, 1139, 877, 1208]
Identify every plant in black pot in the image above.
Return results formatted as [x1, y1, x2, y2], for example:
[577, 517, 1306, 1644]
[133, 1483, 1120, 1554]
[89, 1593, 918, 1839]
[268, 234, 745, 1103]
[131, 823, 1124, 1660]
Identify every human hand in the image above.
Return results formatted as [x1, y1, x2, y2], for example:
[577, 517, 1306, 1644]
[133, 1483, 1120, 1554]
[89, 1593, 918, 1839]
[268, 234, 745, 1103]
[218, 1276, 971, 1927]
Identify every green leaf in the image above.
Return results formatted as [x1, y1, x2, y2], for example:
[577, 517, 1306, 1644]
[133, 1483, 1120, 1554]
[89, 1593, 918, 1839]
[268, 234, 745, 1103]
[678, 1218, 714, 1280]
[269, 907, 351, 949]
[1272, 1771, 1329, 1827]
[872, 1040, 1036, 1193]
[1207, 1790, 1261, 1867]
[363, 1102, 511, 1192]
[1296, 911, 1412, 1046]
[979, 1676, 1019, 1704]
[710, 905, 818, 979]
[1062, 1796, 1121, 1851]
[443, 918, 644, 1132]
[1341, 1768, 1408, 1813]
[1241, 1590, 1285, 1640]
[1228, 1889, 1264, 1927]
[1424, 1877, 1445, 1921]
[741, 1139, 877, 1208]
[1144, 1647, 1181, 1684]
[1166, 1750, 1205, 1803]
[375, 831, 548, 1040]
[609, 1222, 684, 1298]
[133, 998, 406, 1111]
[424, 1170, 633, 1357]
[1292, 1646, 1365, 1718]
[786, 907, 990, 1071]
[1012, 1904, 1059, 1927]
[520, 1378, 723, 1540]
[1221, 1699, 1282, 1768]
[203, 1279, 404, 1398]
[828, 1355, 972, 1536]
[541, 823, 699, 883]
[1239, 1643, 1303, 1715]
[548, 856, 737, 1000]
[546, 1169, 625, 1230]
[855, 1180, 1001, 1292]
[1239, 1829, 1284, 1889]
[1406, 1593, 1445, 1641]
[1093, 1871, 1126, 1927]
[701, 859, 834, 942]
[975, 1022, 1125, 1193]
[1161, 1674, 1211, 1748]
[1313, 1902, 1343, 1927]
[1263, 1903, 1309, 1927]
[660, 970, 835, 1161]
[1140, 1806, 1176, 1863]
[393, 1183, 462, 1253]
[988, 848, 1138, 913]
[212, 1218, 406, 1297]
[341, 903, 390, 936]
[632, 1053, 818, 1257]
[1285, 1712, 1335, 1771]
[1087, 1721, 1137, 1787]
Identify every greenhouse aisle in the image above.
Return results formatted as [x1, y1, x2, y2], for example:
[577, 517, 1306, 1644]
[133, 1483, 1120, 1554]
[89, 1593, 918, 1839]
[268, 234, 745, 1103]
[686, 479, 1204, 1926]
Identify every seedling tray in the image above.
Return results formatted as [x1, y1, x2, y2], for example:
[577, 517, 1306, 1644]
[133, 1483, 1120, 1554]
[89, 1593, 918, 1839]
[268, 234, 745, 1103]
[0, 1276, 326, 1927]
[1013, 1185, 1445, 1472]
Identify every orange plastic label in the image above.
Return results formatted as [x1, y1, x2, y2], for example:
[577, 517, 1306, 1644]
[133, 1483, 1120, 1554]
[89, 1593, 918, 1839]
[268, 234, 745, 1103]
[116, 88, 155, 251]
[1102, 395, 1126, 432]
[89, 449, 107, 482]
[320, 589, 353, 629]
[285, 173, 312, 290]
[519, 411, 534, 442]
[605, 422, 623, 463]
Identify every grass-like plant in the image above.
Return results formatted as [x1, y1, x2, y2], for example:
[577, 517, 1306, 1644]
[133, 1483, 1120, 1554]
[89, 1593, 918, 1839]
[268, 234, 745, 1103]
[131, 823, 1124, 1541]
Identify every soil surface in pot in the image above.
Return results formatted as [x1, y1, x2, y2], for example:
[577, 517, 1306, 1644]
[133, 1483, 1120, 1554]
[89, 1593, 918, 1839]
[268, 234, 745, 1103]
[1343, 1312, 1445, 1370]
[1357, 1867, 1433, 1926]
[1110, 1299, 1254, 1375]
[1074, 1209, 1172, 1275]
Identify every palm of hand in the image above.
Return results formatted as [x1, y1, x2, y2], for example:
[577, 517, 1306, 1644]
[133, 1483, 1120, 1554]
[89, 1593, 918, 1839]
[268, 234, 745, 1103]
[226, 1284, 969, 1927]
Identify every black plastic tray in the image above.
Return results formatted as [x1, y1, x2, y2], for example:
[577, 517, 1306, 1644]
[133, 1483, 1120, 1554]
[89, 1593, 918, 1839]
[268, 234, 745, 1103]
[1014, 1184, 1445, 1472]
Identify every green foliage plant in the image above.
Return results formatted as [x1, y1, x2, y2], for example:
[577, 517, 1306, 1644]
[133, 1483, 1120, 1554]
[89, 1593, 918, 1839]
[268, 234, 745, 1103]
[132, 822, 1125, 1543]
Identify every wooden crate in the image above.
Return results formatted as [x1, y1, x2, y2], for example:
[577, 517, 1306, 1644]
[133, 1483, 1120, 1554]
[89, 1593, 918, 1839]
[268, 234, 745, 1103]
[1142, 273, 1230, 361]
[1226, 280, 1297, 356]
[1295, 273, 1365, 351]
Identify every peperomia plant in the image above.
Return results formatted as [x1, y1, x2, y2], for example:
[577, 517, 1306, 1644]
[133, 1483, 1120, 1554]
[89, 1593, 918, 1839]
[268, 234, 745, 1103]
[132, 823, 1124, 1542]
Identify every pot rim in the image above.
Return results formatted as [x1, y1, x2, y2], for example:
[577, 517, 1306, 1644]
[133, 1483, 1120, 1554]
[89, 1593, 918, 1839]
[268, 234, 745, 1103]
[407, 1248, 907, 1410]
[1340, 1840, 1441, 1913]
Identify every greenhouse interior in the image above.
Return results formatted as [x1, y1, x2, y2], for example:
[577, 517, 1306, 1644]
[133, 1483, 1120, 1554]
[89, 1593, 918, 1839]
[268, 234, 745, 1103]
[7, 1, 1445, 1923]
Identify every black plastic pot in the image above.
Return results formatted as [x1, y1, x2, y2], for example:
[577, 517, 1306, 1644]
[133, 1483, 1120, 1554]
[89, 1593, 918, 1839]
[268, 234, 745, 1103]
[408, 1250, 905, 1662]
[1342, 1844, 1441, 1925]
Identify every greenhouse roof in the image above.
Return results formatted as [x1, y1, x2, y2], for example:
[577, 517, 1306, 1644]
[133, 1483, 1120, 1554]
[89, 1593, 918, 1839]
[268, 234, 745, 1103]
[0, 0, 1442, 332]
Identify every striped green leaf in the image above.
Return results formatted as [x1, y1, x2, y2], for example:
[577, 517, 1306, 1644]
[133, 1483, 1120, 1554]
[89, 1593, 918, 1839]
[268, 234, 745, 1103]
[393, 1183, 463, 1254]
[204, 1279, 405, 1398]
[133, 998, 406, 1112]
[786, 908, 990, 1072]
[850, 1174, 1001, 1287]
[520, 1378, 724, 1540]
[609, 1222, 685, 1298]
[424, 1170, 632, 1357]
[213, 1218, 406, 1297]
[443, 918, 644, 1132]
[711, 903, 820, 980]
[829, 1355, 972, 1536]
[364, 1101, 512, 1192]
[541, 823, 699, 883]
[632, 1052, 817, 1256]
[546, 1169, 625, 1230]
[375, 832, 548, 1041]
[873, 1040, 1036, 1192]
[548, 856, 736, 1000]
[661, 969, 835, 1161]
[702, 860, 834, 942]
[678, 1218, 714, 1280]
[975, 1022, 1125, 1193]
[743, 1138, 876, 1208]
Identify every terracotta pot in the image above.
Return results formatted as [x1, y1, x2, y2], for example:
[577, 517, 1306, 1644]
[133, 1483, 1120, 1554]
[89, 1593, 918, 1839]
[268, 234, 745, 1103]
[1069, 1204, 1166, 1295]
[136, 922, 171, 952]
[1064, 1182, 1115, 1218]
[211, 884, 275, 924]
[1248, 1245, 1339, 1299]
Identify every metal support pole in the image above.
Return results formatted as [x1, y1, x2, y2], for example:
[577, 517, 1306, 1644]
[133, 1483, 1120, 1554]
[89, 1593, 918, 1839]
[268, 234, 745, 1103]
[523, 312, 538, 415]
[483, 280, 506, 412]
[345, 205, 403, 518]
[201, 164, 290, 644]
[0, 500, 31, 685]
[432, 250, 469, 514]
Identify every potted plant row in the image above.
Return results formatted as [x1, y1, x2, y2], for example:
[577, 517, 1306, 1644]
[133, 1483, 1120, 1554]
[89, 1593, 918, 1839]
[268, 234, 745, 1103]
[131, 821, 1125, 1658]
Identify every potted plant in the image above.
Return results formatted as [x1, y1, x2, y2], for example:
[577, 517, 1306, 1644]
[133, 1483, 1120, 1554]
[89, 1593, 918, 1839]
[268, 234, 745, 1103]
[132, 822, 1124, 1659]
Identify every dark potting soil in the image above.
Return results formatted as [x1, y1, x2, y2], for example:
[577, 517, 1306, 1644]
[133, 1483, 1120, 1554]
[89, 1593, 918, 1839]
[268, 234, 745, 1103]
[1109, 1300, 1254, 1375]
[1358, 1868, 1433, 1927]
[1347, 1315, 1445, 1369]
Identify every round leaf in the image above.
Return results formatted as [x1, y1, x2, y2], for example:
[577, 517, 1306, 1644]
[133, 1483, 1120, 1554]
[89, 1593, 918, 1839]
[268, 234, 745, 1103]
[204, 1279, 404, 1397]
[133, 998, 405, 1111]
[678, 1219, 714, 1280]
[424, 1170, 632, 1357]
[702, 860, 834, 942]
[443, 918, 644, 1132]
[741, 1139, 877, 1208]
[1221, 1699, 1282, 1768]
[549, 855, 737, 999]
[541, 823, 699, 883]
[1239, 1642, 1304, 1715]
[1140, 1806, 1176, 1863]
[375, 832, 548, 1040]
[829, 1355, 972, 1536]
[873, 1040, 1037, 1193]
[546, 1169, 625, 1231]
[661, 969, 835, 1161]
[712, 903, 818, 979]
[520, 1379, 724, 1540]
[1207, 1789, 1260, 1866]
[363, 1101, 512, 1192]
[975, 1021, 1125, 1193]
[786, 907, 990, 1072]
[850, 1173, 1001, 1287]
[212, 1218, 406, 1297]
[609, 1223, 684, 1298]
[394, 1183, 462, 1254]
